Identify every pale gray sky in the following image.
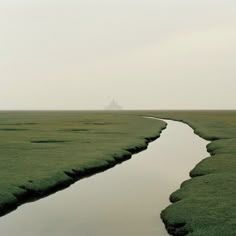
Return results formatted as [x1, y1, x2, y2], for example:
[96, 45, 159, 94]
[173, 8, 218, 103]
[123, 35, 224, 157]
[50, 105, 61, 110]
[1, 0, 235, 110]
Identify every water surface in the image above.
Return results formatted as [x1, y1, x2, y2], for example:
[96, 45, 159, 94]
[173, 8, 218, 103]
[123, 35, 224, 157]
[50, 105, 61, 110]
[0, 119, 209, 235]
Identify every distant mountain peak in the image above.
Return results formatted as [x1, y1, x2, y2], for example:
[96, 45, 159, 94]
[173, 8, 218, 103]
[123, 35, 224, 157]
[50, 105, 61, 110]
[105, 99, 123, 110]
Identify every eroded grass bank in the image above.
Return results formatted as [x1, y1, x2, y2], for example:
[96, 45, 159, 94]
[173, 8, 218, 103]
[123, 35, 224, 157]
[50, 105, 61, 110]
[0, 111, 166, 217]
[139, 111, 236, 236]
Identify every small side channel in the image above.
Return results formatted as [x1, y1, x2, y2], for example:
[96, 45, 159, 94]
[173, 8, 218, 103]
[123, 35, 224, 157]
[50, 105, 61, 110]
[0, 119, 209, 236]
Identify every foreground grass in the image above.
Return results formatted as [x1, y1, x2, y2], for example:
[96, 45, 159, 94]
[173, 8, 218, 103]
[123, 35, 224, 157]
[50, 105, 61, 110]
[138, 110, 236, 236]
[1, 110, 235, 235]
[0, 111, 166, 216]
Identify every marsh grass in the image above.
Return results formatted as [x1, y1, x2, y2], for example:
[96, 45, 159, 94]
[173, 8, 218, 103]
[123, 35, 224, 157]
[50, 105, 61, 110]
[1, 110, 235, 235]
[0, 111, 166, 217]
[139, 111, 236, 236]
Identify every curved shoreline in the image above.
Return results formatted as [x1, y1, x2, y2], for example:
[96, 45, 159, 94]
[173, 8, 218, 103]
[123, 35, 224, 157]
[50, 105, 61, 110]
[0, 124, 167, 218]
[143, 112, 236, 236]
[146, 116, 212, 235]
[159, 117, 217, 235]
[0, 117, 209, 236]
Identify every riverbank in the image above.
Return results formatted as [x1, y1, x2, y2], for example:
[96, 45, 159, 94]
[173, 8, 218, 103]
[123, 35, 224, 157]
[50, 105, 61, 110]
[0, 112, 166, 217]
[138, 111, 236, 236]
[1, 111, 235, 236]
[0, 119, 209, 236]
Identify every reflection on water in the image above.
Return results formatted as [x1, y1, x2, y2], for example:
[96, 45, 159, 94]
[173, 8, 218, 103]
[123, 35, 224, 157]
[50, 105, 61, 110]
[0, 120, 209, 236]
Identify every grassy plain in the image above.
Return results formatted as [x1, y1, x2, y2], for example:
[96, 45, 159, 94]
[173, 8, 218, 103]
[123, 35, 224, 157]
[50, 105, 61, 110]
[0, 111, 166, 216]
[0, 110, 235, 236]
[138, 110, 236, 236]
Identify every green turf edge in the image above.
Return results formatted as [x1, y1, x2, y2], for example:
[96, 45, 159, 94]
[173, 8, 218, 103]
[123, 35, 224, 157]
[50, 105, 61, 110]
[0, 122, 167, 217]
[137, 111, 236, 236]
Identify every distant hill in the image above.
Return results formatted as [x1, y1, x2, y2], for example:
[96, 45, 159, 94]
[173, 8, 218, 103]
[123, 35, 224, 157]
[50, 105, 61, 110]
[105, 99, 123, 110]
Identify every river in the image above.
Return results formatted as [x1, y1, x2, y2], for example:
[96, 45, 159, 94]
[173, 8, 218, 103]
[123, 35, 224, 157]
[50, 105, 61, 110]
[0, 119, 209, 236]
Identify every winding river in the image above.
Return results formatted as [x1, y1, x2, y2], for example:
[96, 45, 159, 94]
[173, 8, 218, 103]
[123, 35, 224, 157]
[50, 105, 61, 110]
[0, 119, 209, 236]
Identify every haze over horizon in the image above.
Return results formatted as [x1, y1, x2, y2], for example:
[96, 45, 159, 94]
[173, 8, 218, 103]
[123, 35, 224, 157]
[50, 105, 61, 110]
[1, 0, 235, 110]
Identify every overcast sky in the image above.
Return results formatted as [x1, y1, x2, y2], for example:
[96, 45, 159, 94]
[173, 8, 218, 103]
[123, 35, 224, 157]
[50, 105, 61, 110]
[1, 0, 235, 110]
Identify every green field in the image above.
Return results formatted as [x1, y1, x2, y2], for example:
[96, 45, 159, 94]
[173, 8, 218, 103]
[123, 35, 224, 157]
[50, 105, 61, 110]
[0, 111, 235, 236]
[139, 111, 236, 236]
[0, 111, 166, 216]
